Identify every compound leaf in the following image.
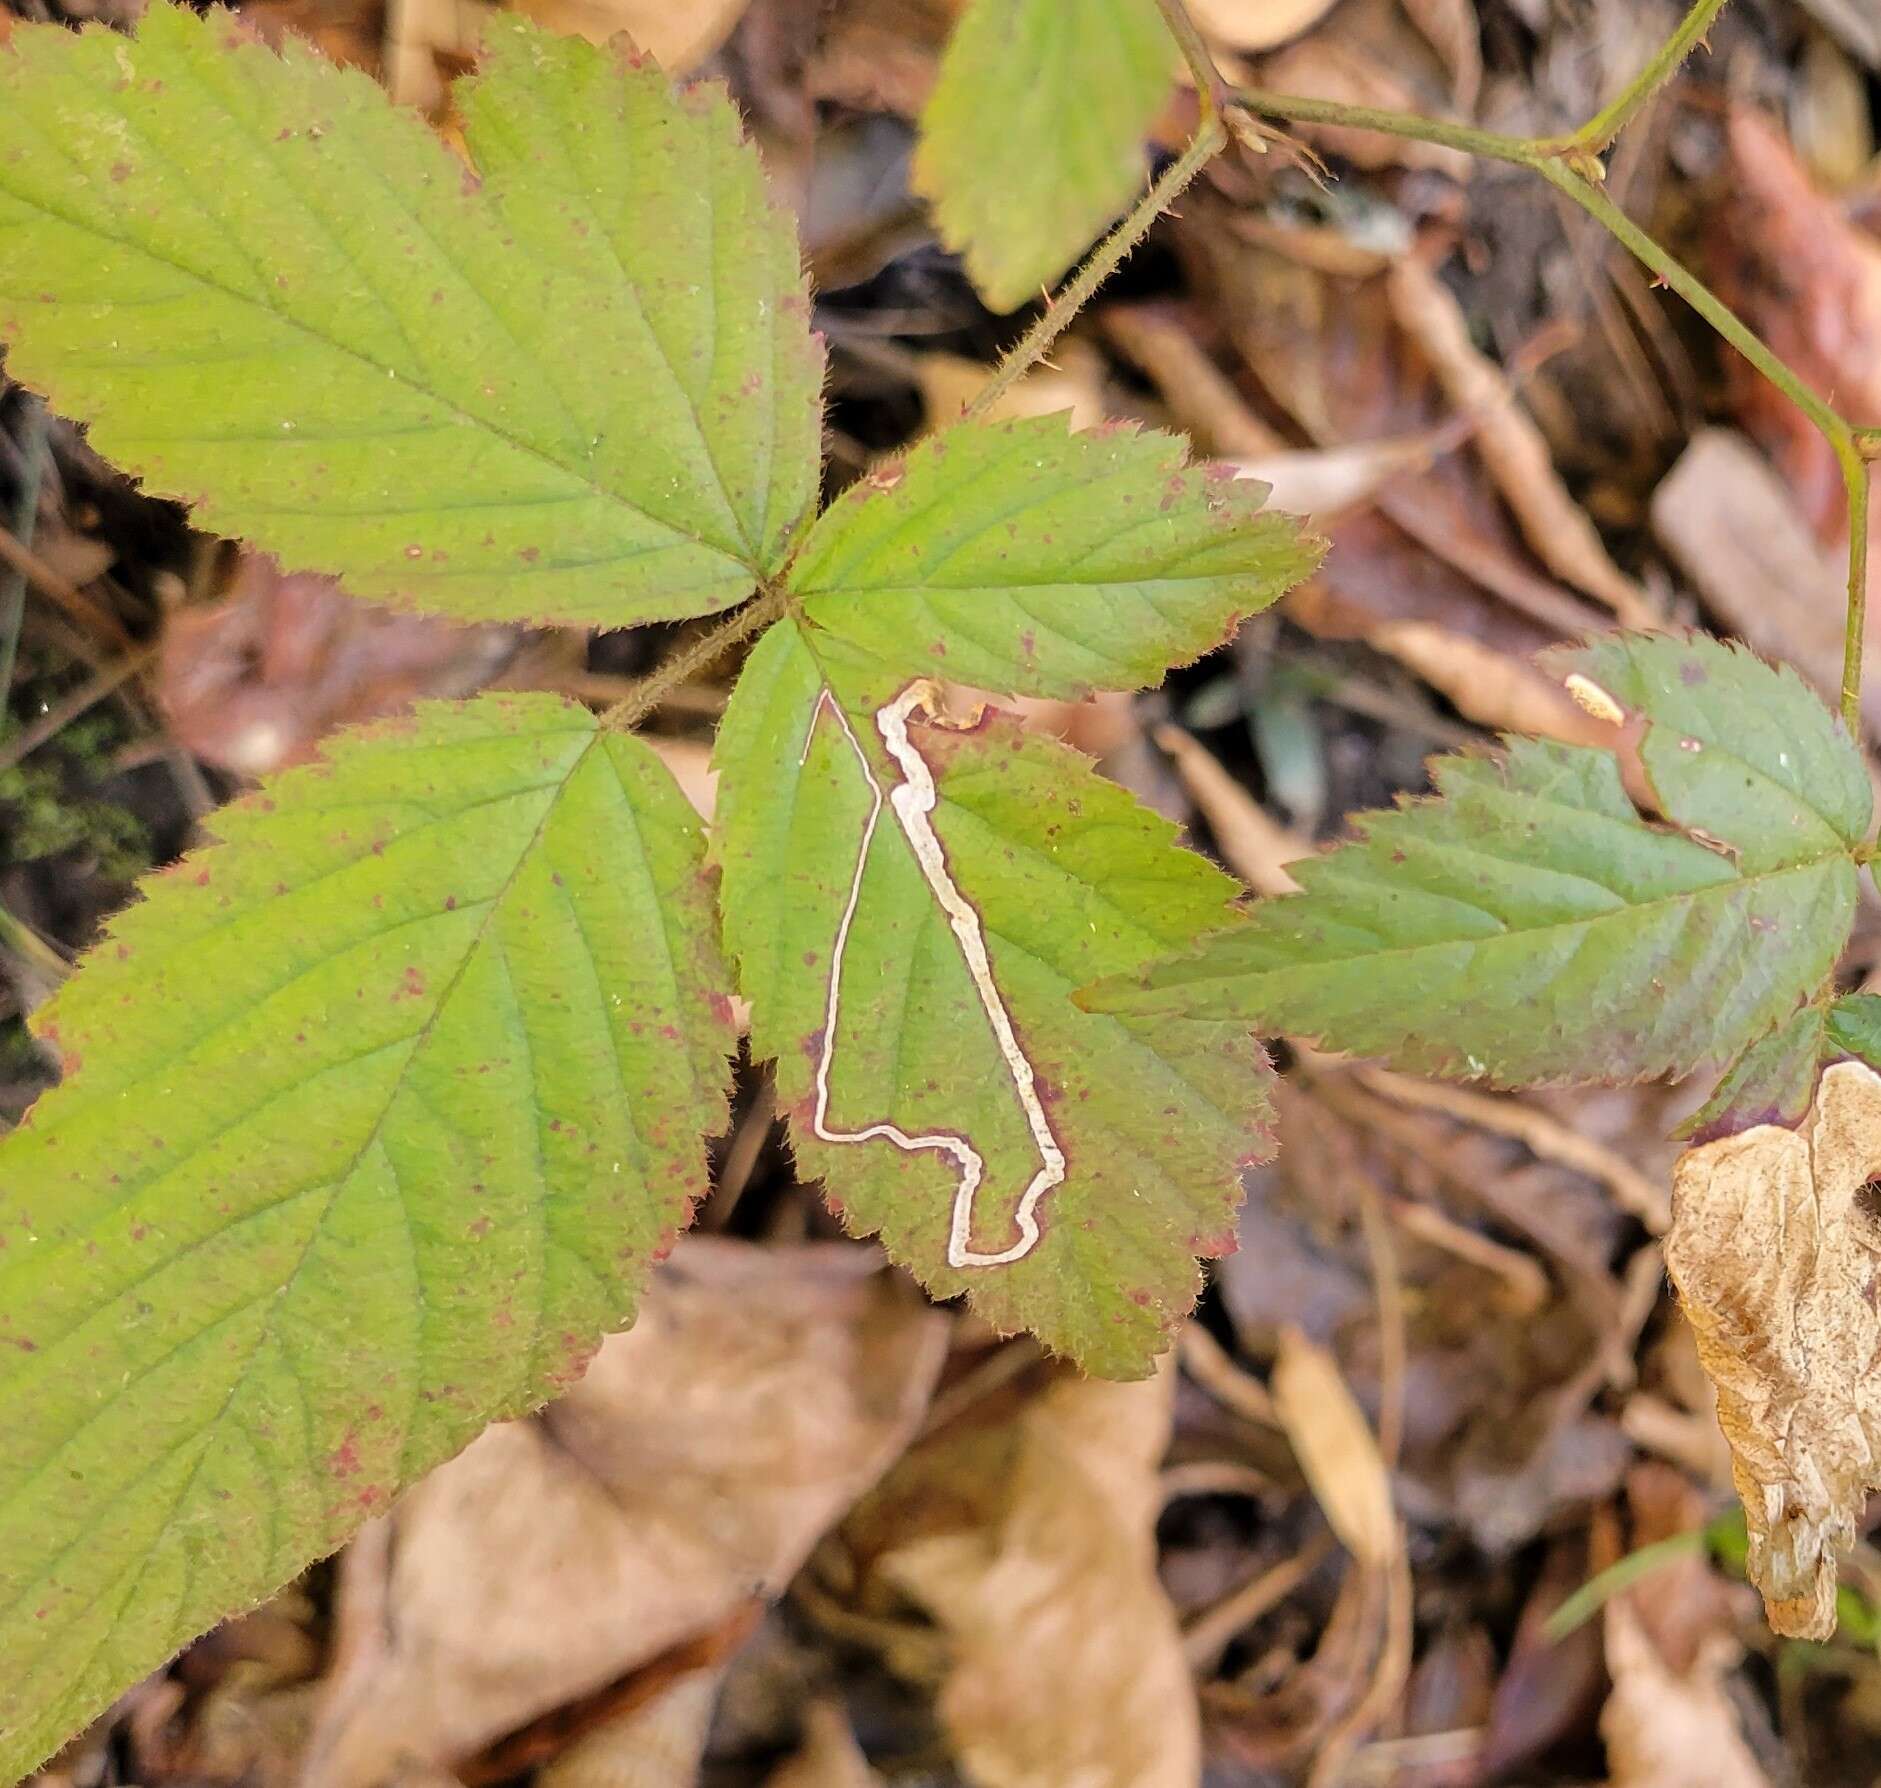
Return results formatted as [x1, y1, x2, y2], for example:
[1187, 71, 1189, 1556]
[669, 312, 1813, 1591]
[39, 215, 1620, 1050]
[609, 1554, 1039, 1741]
[791, 416, 1323, 699]
[1087, 634, 1866, 1086]
[0, 6, 821, 625]
[914, 0, 1171, 312]
[715, 622, 1271, 1377]
[0, 693, 735, 1780]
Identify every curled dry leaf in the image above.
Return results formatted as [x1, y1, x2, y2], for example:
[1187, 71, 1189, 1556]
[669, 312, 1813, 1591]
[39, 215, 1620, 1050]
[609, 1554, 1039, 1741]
[299, 1241, 946, 1786]
[1665, 1059, 1881, 1639]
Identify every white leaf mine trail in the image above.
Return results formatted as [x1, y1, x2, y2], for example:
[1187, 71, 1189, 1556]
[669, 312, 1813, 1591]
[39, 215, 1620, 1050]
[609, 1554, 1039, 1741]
[805, 680, 1065, 1269]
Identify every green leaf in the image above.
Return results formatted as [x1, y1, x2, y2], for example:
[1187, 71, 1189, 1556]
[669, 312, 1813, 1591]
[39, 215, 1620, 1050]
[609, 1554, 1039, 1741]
[710, 417, 1314, 1373]
[716, 622, 1271, 1377]
[0, 693, 734, 1780]
[914, 0, 1171, 312]
[790, 417, 1323, 699]
[0, 7, 821, 625]
[1680, 1004, 1827, 1143]
[1086, 634, 1866, 1086]
[1827, 992, 1881, 1071]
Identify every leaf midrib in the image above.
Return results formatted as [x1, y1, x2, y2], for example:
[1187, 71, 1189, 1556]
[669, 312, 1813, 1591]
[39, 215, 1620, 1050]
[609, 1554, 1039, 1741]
[1196, 847, 1852, 983]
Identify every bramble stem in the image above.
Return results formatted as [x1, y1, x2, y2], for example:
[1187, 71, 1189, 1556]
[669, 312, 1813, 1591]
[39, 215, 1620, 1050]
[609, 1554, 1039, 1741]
[1537, 0, 1728, 157]
[963, 116, 1227, 426]
[1223, 0, 1877, 742]
[600, 584, 789, 733]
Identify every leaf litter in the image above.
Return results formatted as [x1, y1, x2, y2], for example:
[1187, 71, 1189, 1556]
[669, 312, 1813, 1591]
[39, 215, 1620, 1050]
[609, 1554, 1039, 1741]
[6, 0, 1881, 1782]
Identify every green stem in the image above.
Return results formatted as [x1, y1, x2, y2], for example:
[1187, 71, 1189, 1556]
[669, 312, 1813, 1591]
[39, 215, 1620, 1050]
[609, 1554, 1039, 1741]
[1225, 0, 1877, 742]
[1536, 0, 1728, 157]
[598, 584, 789, 734]
[964, 117, 1227, 426]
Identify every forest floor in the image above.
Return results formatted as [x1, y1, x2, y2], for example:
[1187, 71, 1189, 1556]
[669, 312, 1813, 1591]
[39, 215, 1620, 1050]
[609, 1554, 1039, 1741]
[5, 0, 1881, 1783]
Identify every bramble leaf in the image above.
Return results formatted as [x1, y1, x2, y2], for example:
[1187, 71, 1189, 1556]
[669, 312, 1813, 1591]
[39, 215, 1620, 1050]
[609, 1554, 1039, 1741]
[715, 624, 1271, 1377]
[714, 422, 1314, 1374]
[1827, 992, 1881, 1069]
[790, 417, 1323, 699]
[0, 6, 821, 625]
[1087, 634, 1867, 1086]
[1681, 1004, 1828, 1143]
[914, 0, 1171, 313]
[0, 694, 735, 1780]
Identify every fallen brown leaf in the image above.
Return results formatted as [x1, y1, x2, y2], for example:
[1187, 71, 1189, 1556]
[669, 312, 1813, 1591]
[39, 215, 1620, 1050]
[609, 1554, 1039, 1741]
[1708, 108, 1881, 538]
[762, 1704, 884, 1788]
[1256, 0, 1470, 176]
[1600, 1596, 1768, 1788]
[844, 1365, 1198, 1788]
[511, 0, 751, 69]
[298, 1240, 946, 1786]
[1187, 0, 1338, 53]
[157, 554, 513, 774]
[1386, 259, 1656, 630]
[1665, 1059, 1881, 1639]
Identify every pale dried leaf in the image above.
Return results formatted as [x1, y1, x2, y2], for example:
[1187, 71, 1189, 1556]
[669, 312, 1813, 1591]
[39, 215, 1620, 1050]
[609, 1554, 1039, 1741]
[763, 1705, 885, 1788]
[537, 1670, 722, 1788]
[1665, 1059, 1881, 1639]
[1600, 1599, 1769, 1788]
[1386, 260, 1656, 629]
[1186, 0, 1338, 52]
[1271, 1326, 1397, 1570]
[1229, 437, 1432, 516]
[1368, 618, 1621, 750]
[1651, 430, 1878, 735]
[511, 0, 751, 69]
[915, 342, 1108, 431]
[300, 1242, 945, 1785]
[862, 1367, 1198, 1788]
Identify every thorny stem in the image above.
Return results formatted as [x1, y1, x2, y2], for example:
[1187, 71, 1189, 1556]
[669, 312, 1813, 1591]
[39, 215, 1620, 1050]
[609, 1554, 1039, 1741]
[963, 116, 1227, 426]
[598, 583, 790, 734]
[616, 0, 1872, 745]
[1221, 0, 1877, 740]
[1534, 0, 1729, 158]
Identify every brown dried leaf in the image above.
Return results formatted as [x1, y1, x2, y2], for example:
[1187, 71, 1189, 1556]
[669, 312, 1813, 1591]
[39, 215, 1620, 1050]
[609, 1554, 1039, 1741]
[1600, 1598, 1769, 1788]
[850, 1367, 1198, 1788]
[1385, 259, 1655, 629]
[1708, 108, 1881, 538]
[1271, 1327, 1398, 1570]
[299, 1242, 946, 1785]
[1665, 1059, 1881, 1639]
[1186, 0, 1338, 53]
[157, 555, 513, 774]
[511, 0, 751, 69]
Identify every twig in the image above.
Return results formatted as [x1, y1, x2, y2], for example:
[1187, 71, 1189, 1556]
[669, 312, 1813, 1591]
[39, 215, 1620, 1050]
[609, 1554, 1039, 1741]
[1354, 1064, 1671, 1232]
[0, 395, 47, 711]
[1179, 1321, 1279, 1427]
[0, 512, 130, 652]
[1183, 1532, 1335, 1670]
[0, 645, 156, 773]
